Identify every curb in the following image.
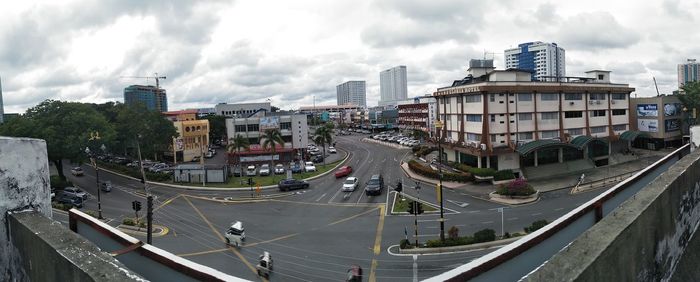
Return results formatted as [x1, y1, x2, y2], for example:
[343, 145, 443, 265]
[488, 191, 540, 206]
[117, 224, 169, 237]
[394, 237, 522, 255]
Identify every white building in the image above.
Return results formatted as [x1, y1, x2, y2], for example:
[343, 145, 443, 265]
[379, 66, 408, 106]
[336, 81, 366, 107]
[433, 65, 635, 175]
[225, 114, 308, 165]
[215, 102, 271, 117]
[505, 42, 565, 81]
[678, 59, 700, 88]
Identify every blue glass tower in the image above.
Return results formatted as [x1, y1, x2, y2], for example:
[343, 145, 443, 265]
[124, 85, 168, 112]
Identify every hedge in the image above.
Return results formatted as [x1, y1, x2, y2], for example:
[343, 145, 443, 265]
[424, 228, 496, 248]
[98, 161, 172, 182]
[415, 146, 436, 158]
[468, 167, 497, 177]
[524, 220, 549, 233]
[122, 217, 147, 228]
[448, 162, 472, 173]
[51, 202, 72, 211]
[493, 170, 515, 181]
[496, 178, 536, 196]
[407, 160, 473, 182]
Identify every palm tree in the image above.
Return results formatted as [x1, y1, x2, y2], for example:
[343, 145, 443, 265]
[261, 129, 285, 178]
[313, 126, 333, 166]
[227, 134, 249, 182]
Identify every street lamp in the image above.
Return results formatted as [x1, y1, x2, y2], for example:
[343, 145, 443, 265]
[85, 146, 103, 219]
[434, 119, 445, 242]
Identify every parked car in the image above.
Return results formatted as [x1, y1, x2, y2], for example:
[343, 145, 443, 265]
[304, 162, 317, 172]
[274, 164, 285, 174]
[149, 163, 168, 172]
[259, 164, 271, 176]
[328, 146, 337, 154]
[56, 194, 83, 208]
[246, 165, 257, 176]
[312, 155, 324, 163]
[62, 187, 88, 200]
[334, 166, 353, 178]
[364, 174, 384, 196]
[278, 178, 309, 191]
[70, 167, 84, 176]
[100, 181, 112, 192]
[232, 166, 242, 177]
[342, 177, 359, 192]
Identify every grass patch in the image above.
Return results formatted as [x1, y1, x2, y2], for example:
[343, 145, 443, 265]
[203, 159, 344, 188]
[391, 193, 438, 213]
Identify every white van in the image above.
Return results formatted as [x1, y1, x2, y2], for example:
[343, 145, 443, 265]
[224, 221, 245, 247]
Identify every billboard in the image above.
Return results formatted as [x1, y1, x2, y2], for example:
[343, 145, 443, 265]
[638, 119, 658, 132]
[259, 116, 280, 131]
[664, 103, 683, 116]
[637, 104, 658, 117]
[665, 119, 681, 132]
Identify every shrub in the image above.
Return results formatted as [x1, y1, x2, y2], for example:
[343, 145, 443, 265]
[524, 220, 549, 233]
[496, 178, 536, 196]
[425, 236, 474, 248]
[84, 210, 98, 218]
[412, 145, 426, 154]
[415, 147, 436, 158]
[400, 239, 410, 249]
[448, 226, 459, 240]
[51, 202, 71, 211]
[407, 160, 473, 182]
[469, 167, 497, 177]
[122, 218, 135, 226]
[473, 229, 496, 243]
[493, 170, 515, 181]
[50, 175, 72, 189]
[450, 162, 472, 173]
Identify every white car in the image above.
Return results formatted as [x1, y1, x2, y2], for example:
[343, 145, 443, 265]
[342, 177, 358, 192]
[328, 147, 337, 153]
[70, 167, 84, 176]
[304, 161, 317, 172]
[259, 164, 271, 176]
[224, 221, 245, 247]
[274, 164, 285, 174]
[246, 165, 257, 176]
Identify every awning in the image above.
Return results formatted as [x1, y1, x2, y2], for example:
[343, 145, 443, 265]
[620, 131, 652, 142]
[570, 135, 608, 150]
[515, 139, 580, 156]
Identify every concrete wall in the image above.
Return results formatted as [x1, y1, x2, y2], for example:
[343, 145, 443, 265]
[525, 147, 700, 281]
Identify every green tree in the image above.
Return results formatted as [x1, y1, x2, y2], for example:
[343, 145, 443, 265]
[114, 105, 178, 160]
[261, 129, 285, 175]
[203, 115, 227, 144]
[0, 100, 116, 180]
[227, 134, 250, 181]
[679, 81, 700, 123]
[313, 126, 333, 166]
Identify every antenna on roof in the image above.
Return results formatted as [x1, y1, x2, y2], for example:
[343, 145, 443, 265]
[653, 77, 660, 97]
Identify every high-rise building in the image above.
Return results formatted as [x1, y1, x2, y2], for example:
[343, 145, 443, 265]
[0, 76, 4, 124]
[336, 81, 366, 107]
[123, 85, 168, 112]
[678, 59, 700, 88]
[379, 66, 408, 106]
[504, 41, 565, 81]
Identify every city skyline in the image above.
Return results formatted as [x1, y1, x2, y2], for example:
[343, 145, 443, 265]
[0, 0, 697, 113]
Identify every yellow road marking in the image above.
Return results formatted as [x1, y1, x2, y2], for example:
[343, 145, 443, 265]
[373, 205, 385, 255]
[246, 233, 300, 247]
[369, 259, 378, 282]
[154, 194, 181, 212]
[178, 248, 229, 257]
[328, 207, 379, 226]
[271, 199, 377, 208]
[183, 196, 260, 277]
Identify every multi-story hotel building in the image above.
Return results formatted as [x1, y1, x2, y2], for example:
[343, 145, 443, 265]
[505, 41, 565, 81]
[433, 63, 635, 175]
[397, 96, 436, 136]
[380, 66, 408, 106]
[678, 59, 700, 88]
[336, 81, 367, 107]
[225, 113, 308, 165]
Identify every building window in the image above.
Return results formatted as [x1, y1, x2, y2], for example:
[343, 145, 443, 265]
[589, 93, 606, 100]
[518, 93, 532, 101]
[247, 124, 260, 131]
[565, 93, 582, 100]
[235, 125, 246, 132]
[465, 114, 482, 122]
[541, 112, 559, 120]
[541, 130, 560, 139]
[568, 128, 583, 136]
[490, 114, 496, 122]
[591, 126, 607, 133]
[541, 93, 558, 101]
[464, 95, 481, 103]
[490, 94, 495, 102]
[491, 134, 496, 142]
[612, 109, 626, 116]
[281, 122, 292, 130]
[565, 111, 583, 118]
[466, 133, 481, 141]
[613, 124, 627, 131]
[518, 132, 533, 140]
[446, 97, 452, 104]
[611, 93, 626, 100]
[518, 113, 532, 120]
[591, 110, 606, 117]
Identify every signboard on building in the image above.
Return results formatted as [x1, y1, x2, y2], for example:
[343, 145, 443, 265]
[638, 120, 659, 132]
[259, 116, 280, 131]
[637, 104, 658, 117]
[240, 155, 280, 162]
[664, 103, 682, 116]
[665, 119, 681, 132]
[175, 138, 184, 151]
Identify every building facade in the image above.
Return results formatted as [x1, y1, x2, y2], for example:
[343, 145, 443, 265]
[505, 42, 565, 81]
[397, 96, 436, 136]
[225, 114, 308, 165]
[215, 102, 271, 117]
[163, 110, 210, 163]
[379, 66, 408, 106]
[433, 68, 634, 175]
[678, 59, 700, 88]
[629, 95, 684, 149]
[336, 81, 367, 107]
[124, 85, 168, 112]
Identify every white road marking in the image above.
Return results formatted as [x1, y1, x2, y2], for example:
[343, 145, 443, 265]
[507, 217, 519, 221]
[357, 192, 366, 204]
[328, 188, 343, 203]
[468, 210, 481, 214]
[531, 213, 543, 216]
[554, 208, 564, 211]
[415, 233, 440, 237]
[418, 219, 448, 223]
[482, 221, 494, 224]
[315, 193, 327, 202]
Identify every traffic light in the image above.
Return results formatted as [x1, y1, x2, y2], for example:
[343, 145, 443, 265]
[416, 203, 424, 215]
[132, 200, 142, 212]
[407, 201, 415, 215]
[394, 181, 403, 193]
[247, 178, 254, 186]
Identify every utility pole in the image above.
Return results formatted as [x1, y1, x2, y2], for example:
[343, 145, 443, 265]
[136, 136, 153, 244]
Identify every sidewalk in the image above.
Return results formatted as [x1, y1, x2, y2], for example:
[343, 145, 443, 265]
[399, 162, 494, 200]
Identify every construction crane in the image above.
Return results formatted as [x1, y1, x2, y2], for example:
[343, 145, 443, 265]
[653, 76, 661, 97]
[120, 73, 167, 89]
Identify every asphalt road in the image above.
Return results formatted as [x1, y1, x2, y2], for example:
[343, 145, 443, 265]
[56, 132, 609, 281]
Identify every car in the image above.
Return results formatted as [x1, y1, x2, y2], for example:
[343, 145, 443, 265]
[192, 156, 201, 162]
[278, 178, 309, 191]
[364, 174, 384, 196]
[328, 147, 337, 154]
[56, 194, 83, 208]
[148, 163, 168, 172]
[274, 164, 285, 174]
[259, 164, 271, 176]
[342, 177, 359, 192]
[62, 186, 88, 200]
[304, 161, 317, 172]
[246, 165, 257, 176]
[291, 163, 303, 173]
[224, 221, 245, 247]
[100, 181, 112, 192]
[309, 150, 320, 156]
[205, 151, 214, 158]
[232, 166, 242, 177]
[70, 167, 84, 176]
[312, 155, 324, 163]
[334, 166, 353, 178]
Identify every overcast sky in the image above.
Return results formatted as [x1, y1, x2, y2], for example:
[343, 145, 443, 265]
[1, 0, 698, 113]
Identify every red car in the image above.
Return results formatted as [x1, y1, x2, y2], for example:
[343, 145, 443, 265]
[334, 166, 353, 178]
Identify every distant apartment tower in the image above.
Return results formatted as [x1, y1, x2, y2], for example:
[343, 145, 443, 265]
[379, 66, 408, 106]
[678, 59, 700, 88]
[123, 85, 168, 112]
[505, 41, 565, 81]
[336, 81, 366, 107]
[0, 76, 4, 124]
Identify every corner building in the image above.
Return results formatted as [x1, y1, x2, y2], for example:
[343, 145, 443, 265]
[433, 68, 635, 176]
